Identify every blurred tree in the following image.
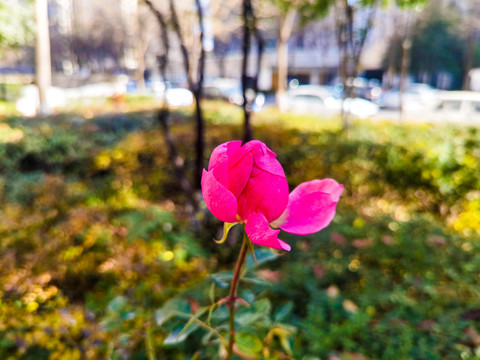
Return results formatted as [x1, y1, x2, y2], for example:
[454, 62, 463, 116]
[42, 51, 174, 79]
[142, 0, 198, 215]
[409, 3, 464, 89]
[70, 1, 126, 72]
[241, 0, 264, 142]
[459, 0, 480, 89]
[209, 2, 242, 77]
[0, 0, 34, 55]
[329, 0, 428, 128]
[333, 0, 378, 130]
[35, 0, 51, 115]
[269, 0, 297, 112]
[266, 0, 331, 111]
[168, 0, 207, 189]
[394, 1, 427, 118]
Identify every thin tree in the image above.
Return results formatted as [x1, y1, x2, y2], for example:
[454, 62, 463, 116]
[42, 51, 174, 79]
[143, 0, 197, 214]
[241, 0, 264, 142]
[35, 0, 52, 115]
[168, 0, 206, 189]
[461, 0, 480, 90]
[276, 6, 296, 112]
[333, 0, 377, 130]
[270, 0, 331, 111]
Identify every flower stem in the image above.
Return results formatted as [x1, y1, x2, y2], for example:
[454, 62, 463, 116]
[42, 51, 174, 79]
[227, 232, 249, 360]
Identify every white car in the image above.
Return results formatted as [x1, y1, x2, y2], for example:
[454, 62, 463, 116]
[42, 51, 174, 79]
[379, 83, 439, 111]
[429, 91, 480, 124]
[164, 87, 194, 107]
[285, 85, 379, 119]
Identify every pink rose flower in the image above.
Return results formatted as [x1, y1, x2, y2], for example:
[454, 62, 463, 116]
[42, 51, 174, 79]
[201, 140, 343, 251]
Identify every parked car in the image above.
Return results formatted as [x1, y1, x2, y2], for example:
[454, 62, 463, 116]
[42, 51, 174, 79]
[151, 80, 193, 107]
[378, 83, 439, 111]
[429, 91, 480, 123]
[285, 85, 379, 119]
[203, 78, 265, 111]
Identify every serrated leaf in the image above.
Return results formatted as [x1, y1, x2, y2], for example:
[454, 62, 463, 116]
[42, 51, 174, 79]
[163, 323, 200, 345]
[245, 249, 278, 269]
[235, 332, 263, 357]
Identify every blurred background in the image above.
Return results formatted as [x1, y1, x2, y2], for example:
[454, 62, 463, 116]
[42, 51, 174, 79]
[1, 0, 480, 359]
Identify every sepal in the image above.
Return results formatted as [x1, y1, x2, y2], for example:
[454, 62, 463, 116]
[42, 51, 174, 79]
[214, 222, 239, 244]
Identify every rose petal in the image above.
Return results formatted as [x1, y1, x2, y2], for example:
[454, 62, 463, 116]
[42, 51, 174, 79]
[207, 141, 242, 188]
[272, 179, 343, 235]
[312, 178, 344, 202]
[201, 169, 238, 223]
[242, 140, 285, 177]
[237, 167, 289, 223]
[245, 212, 291, 251]
[228, 152, 253, 198]
[208, 140, 242, 171]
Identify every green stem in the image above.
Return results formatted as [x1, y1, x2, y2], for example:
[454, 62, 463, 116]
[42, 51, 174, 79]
[145, 321, 156, 360]
[227, 232, 249, 360]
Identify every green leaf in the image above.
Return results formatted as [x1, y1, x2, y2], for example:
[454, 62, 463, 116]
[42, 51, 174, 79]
[163, 323, 200, 345]
[245, 249, 278, 269]
[235, 312, 269, 328]
[107, 296, 128, 313]
[209, 282, 215, 303]
[254, 298, 272, 315]
[279, 331, 293, 355]
[208, 271, 233, 288]
[235, 332, 263, 357]
[241, 276, 271, 287]
[274, 302, 294, 322]
[178, 306, 209, 338]
[155, 298, 190, 326]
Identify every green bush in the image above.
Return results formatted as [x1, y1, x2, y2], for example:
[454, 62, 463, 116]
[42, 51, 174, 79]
[0, 103, 479, 359]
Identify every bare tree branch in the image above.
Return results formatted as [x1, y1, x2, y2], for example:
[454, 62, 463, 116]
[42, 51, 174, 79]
[142, 0, 197, 214]
[241, 0, 264, 142]
[193, 0, 206, 187]
[168, 0, 205, 189]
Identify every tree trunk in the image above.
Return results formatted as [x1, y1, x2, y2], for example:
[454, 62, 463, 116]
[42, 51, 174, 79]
[168, 0, 205, 189]
[143, 0, 198, 215]
[276, 9, 296, 112]
[462, 31, 476, 90]
[35, 0, 52, 115]
[242, 0, 253, 142]
[399, 37, 411, 119]
[193, 0, 206, 188]
[399, 11, 413, 121]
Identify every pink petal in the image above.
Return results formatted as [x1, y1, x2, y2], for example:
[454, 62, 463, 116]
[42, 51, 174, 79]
[272, 179, 343, 235]
[313, 178, 344, 202]
[245, 212, 291, 251]
[207, 141, 242, 188]
[242, 140, 285, 177]
[208, 141, 242, 171]
[237, 167, 289, 223]
[228, 152, 253, 198]
[201, 169, 238, 223]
